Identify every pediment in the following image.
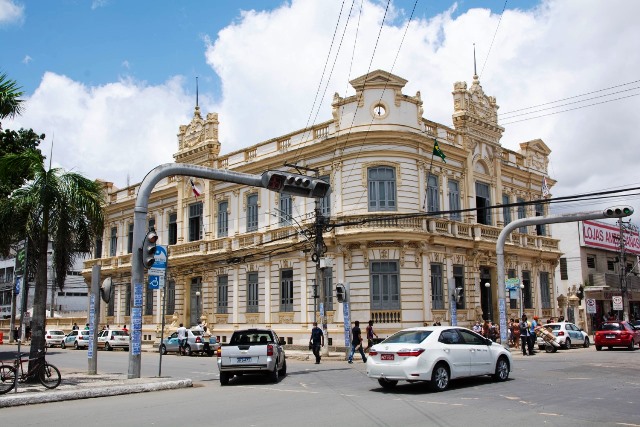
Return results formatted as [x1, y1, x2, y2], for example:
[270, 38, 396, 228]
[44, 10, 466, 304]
[350, 69, 408, 91]
[519, 139, 551, 155]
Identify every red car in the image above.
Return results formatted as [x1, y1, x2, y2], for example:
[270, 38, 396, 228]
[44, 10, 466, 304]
[595, 321, 640, 351]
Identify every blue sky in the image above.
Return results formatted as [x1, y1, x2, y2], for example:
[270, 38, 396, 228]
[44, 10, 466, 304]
[2, 0, 639, 220]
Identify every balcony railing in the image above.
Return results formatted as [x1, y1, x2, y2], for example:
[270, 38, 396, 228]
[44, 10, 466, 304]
[371, 310, 402, 324]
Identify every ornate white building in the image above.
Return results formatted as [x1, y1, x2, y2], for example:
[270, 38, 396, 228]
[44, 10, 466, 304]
[85, 70, 561, 346]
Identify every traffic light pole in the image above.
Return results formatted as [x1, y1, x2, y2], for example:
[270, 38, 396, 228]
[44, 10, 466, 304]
[496, 206, 634, 350]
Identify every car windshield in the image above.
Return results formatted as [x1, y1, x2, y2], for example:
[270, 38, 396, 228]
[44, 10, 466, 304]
[111, 330, 128, 336]
[191, 330, 202, 336]
[49, 330, 64, 335]
[602, 323, 622, 331]
[383, 330, 432, 344]
[549, 325, 562, 331]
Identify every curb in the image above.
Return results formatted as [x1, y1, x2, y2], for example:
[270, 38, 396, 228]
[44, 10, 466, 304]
[0, 378, 192, 408]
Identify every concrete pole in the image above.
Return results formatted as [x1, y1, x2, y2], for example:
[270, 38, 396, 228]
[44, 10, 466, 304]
[88, 265, 100, 374]
[496, 207, 633, 349]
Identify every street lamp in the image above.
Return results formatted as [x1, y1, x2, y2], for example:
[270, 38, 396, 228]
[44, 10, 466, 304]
[519, 284, 525, 318]
[484, 282, 491, 321]
[195, 291, 201, 325]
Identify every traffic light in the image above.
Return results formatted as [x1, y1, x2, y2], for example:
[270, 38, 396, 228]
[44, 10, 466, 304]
[603, 206, 634, 218]
[336, 283, 347, 303]
[261, 171, 330, 198]
[576, 285, 584, 301]
[141, 229, 158, 269]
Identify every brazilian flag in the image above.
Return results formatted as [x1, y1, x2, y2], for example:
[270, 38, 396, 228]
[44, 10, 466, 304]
[432, 139, 446, 163]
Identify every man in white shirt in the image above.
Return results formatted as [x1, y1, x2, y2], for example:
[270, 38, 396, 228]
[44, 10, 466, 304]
[177, 323, 188, 356]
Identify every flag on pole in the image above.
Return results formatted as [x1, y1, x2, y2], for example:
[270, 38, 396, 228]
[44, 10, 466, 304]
[542, 176, 550, 197]
[190, 179, 201, 199]
[432, 139, 446, 163]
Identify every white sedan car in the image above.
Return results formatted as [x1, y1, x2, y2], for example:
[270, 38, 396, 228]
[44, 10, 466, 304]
[536, 322, 590, 349]
[366, 326, 513, 391]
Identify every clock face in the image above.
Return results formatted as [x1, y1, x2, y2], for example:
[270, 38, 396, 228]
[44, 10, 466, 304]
[373, 103, 387, 117]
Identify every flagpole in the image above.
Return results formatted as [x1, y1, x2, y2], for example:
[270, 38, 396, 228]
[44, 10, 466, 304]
[423, 153, 435, 210]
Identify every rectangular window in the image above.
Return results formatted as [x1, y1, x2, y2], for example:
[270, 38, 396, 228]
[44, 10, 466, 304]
[279, 194, 292, 226]
[166, 280, 175, 315]
[125, 283, 131, 316]
[535, 203, 546, 236]
[247, 194, 258, 232]
[368, 166, 397, 211]
[540, 272, 551, 309]
[95, 238, 103, 259]
[168, 213, 177, 245]
[448, 180, 461, 220]
[522, 270, 532, 309]
[127, 224, 134, 254]
[475, 182, 491, 225]
[508, 269, 517, 309]
[189, 202, 203, 242]
[280, 269, 294, 312]
[148, 217, 156, 231]
[560, 258, 568, 280]
[502, 194, 511, 225]
[247, 272, 259, 313]
[607, 259, 615, 271]
[320, 175, 331, 217]
[145, 285, 154, 315]
[431, 263, 444, 310]
[323, 267, 333, 312]
[587, 256, 596, 269]
[217, 201, 228, 238]
[427, 174, 439, 214]
[107, 283, 115, 316]
[453, 265, 465, 309]
[110, 227, 117, 257]
[370, 261, 400, 310]
[517, 198, 527, 233]
[217, 275, 228, 314]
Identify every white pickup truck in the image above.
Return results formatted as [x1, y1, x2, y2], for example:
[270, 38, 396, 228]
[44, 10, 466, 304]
[216, 328, 287, 385]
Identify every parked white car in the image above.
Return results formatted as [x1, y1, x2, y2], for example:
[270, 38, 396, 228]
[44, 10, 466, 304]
[97, 329, 130, 351]
[45, 329, 66, 348]
[536, 322, 590, 349]
[366, 326, 512, 391]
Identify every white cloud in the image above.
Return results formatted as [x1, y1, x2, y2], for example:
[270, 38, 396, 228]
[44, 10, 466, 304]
[22, 54, 31, 64]
[6, 0, 640, 221]
[205, 0, 640, 218]
[0, 0, 24, 25]
[7, 72, 193, 188]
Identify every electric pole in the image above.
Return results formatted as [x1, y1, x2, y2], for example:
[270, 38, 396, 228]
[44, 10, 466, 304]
[618, 219, 629, 321]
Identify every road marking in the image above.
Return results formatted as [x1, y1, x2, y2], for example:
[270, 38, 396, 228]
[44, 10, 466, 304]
[238, 386, 319, 394]
[567, 377, 591, 380]
[616, 423, 640, 427]
[539, 413, 562, 417]
[501, 395, 520, 400]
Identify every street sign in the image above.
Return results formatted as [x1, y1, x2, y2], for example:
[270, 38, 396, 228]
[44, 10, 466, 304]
[505, 278, 521, 290]
[149, 275, 160, 290]
[612, 296, 623, 310]
[148, 245, 167, 277]
[343, 302, 351, 347]
[15, 277, 21, 295]
[586, 298, 597, 314]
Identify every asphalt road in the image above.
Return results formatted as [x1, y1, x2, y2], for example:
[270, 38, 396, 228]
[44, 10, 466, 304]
[2, 345, 640, 427]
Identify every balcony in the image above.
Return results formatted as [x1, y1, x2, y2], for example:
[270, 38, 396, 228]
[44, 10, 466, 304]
[371, 310, 402, 324]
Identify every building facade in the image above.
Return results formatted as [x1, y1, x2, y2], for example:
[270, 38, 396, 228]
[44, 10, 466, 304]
[85, 70, 562, 345]
[553, 220, 640, 333]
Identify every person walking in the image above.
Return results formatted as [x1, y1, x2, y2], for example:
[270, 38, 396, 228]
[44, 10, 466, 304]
[177, 323, 188, 356]
[309, 322, 324, 364]
[348, 321, 367, 364]
[366, 320, 378, 351]
[72, 322, 79, 331]
[519, 315, 531, 355]
[530, 316, 538, 354]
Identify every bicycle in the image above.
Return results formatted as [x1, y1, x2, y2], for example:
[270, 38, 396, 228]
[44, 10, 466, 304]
[0, 349, 61, 394]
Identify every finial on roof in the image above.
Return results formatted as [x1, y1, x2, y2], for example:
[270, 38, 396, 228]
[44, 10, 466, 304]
[473, 43, 478, 81]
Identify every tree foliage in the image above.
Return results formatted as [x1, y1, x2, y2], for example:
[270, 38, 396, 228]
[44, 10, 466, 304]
[0, 72, 24, 123]
[0, 128, 45, 198]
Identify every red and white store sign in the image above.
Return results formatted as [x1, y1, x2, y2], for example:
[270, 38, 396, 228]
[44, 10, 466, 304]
[582, 220, 640, 255]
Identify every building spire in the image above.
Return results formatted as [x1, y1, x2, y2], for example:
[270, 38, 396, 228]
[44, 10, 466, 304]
[194, 76, 201, 117]
[196, 76, 199, 108]
[473, 43, 478, 78]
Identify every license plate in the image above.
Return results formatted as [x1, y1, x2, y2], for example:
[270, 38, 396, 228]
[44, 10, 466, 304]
[381, 354, 394, 361]
[237, 357, 252, 363]
[605, 335, 615, 339]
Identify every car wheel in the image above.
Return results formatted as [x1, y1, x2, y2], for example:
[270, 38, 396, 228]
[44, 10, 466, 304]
[378, 378, 398, 389]
[74, 341, 79, 350]
[124, 347, 129, 352]
[278, 358, 287, 377]
[596, 345, 602, 351]
[492, 356, 510, 382]
[160, 344, 167, 355]
[608, 346, 613, 350]
[219, 372, 230, 386]
[184, 345, 192, 356]
[61, 341, 66, 349]
[628, 341, 634, 351]
[105, 342, 112, 351]
[545, 344, 556, 353]
[430, 363, 450, 392]
[563, 338, 571, 349]
[583, 337, 590, 348]
[270, 361, 280, 383]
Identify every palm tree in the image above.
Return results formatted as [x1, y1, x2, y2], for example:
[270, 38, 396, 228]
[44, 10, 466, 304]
[0, 149, 104, 365]
[0, 72, 24, 124]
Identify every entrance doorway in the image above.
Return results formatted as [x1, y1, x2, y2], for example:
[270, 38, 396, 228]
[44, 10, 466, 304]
[480, 267, 493, 321]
